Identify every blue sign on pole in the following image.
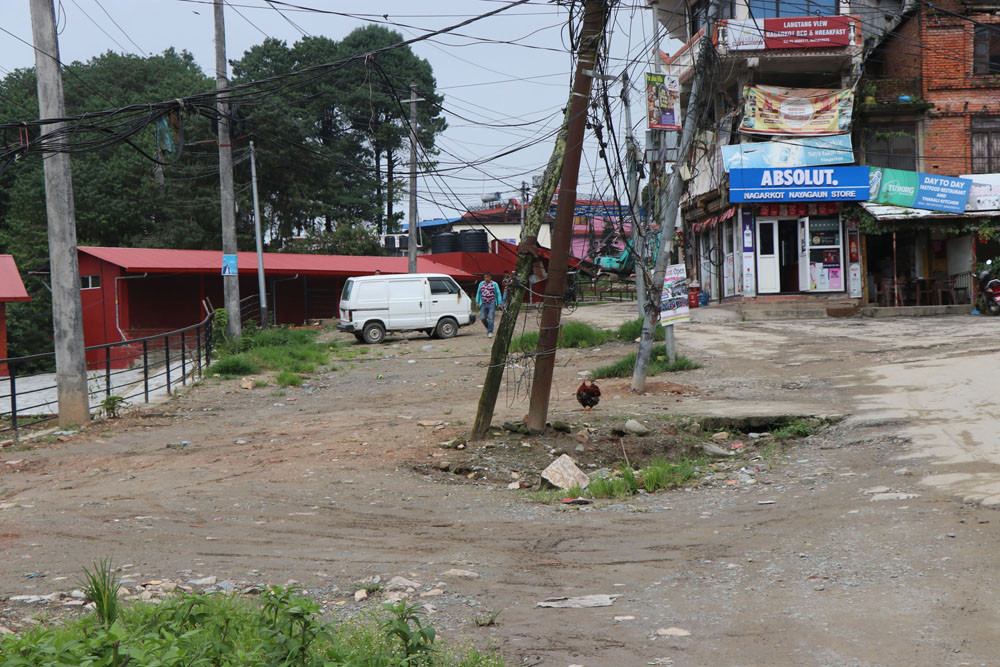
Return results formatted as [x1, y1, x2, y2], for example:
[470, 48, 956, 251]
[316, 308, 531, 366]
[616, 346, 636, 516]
[729, 166, 870, 203]
[221, 254, 238, 276]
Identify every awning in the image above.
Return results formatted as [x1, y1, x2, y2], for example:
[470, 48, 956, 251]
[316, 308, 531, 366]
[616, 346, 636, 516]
[861, 202, 1000, 221]
[691, 206, 736, 233]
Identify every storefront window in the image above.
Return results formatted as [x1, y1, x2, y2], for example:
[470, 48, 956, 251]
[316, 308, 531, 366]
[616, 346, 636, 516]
[806, 217, 843, 292]
[808, 217, 840, 246]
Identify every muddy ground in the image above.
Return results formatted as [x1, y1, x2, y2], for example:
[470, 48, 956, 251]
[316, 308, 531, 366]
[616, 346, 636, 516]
[1, 304, 999, 666]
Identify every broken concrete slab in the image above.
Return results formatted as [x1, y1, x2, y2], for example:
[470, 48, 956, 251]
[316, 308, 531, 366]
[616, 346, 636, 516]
[537, 594, 618, 608]
[541, 454, 590, 490]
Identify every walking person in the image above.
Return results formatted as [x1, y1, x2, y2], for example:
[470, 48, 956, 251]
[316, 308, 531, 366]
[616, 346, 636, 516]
[476, 272, 502, 338]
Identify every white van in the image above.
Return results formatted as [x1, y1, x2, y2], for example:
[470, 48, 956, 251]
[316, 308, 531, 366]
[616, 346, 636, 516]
[336, 273, 475, 344]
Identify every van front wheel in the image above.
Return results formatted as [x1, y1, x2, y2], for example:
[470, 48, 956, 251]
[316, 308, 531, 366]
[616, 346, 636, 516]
[434, 317, 458, 339]
[362, 322, 386, 344]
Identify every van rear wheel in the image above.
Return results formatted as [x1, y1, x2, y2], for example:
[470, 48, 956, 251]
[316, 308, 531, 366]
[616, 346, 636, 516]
[362, 322, 386, 344]
[434, 317, 458, 339]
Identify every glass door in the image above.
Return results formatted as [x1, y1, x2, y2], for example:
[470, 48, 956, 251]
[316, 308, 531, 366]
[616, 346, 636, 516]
[801, 216, 844, 292]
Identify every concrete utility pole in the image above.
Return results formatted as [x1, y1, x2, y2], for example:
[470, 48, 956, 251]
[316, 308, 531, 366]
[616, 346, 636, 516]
[29, 0, 90, 426]
[249, 140, 268, 326]
[621, 70, 646, 319]
[632, 0, 717, 392]
[525, 0, 609, 433]
[214, 0, 241, 339]
[520, 181, 529, 236]
[404, 83, 424, 273]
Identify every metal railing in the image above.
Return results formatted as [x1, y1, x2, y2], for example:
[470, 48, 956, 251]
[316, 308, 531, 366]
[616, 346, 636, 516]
[0, 310, 214, 440]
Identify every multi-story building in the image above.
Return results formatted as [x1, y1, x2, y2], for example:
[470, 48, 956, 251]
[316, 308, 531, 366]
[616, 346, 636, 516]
[652, 0, 1000, 306]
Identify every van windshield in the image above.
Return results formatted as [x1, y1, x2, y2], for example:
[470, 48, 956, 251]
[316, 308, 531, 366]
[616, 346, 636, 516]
[341, 279, 353, 301]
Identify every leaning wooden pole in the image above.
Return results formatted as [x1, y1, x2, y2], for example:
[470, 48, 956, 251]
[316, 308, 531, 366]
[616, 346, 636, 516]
[526, 0, 608, 433]
[471, 99, 572, 439]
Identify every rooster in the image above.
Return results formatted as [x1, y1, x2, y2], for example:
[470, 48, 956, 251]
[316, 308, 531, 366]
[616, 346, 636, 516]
[576, 378, 601, 412]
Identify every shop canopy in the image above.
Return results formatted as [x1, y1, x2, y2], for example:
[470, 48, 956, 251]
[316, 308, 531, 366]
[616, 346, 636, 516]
[691, 207, 737, 233]
[861, 202, 1000, 221]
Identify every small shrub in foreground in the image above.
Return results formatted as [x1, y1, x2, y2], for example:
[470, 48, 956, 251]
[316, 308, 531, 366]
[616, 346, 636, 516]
[591, 352, 701, 379]
[209, 355, 260, 378]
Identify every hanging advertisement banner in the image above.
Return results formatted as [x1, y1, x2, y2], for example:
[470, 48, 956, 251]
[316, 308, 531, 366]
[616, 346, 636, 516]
[740, 208, 756, 297]
[660, 264, 690, 325]
[741, 85, 854, 136]
[646, 73, 681, 131]
[725, 16, 855, 51]
[961, 173, 1000, 211]
[868, 168, 972, 214]
[729, 166, 870, 203]
[720, 134, 854, 172]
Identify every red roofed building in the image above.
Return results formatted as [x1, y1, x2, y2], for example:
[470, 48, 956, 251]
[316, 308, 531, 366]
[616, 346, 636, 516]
[72, 247, 512, 368]
[0, 255, 30, 375]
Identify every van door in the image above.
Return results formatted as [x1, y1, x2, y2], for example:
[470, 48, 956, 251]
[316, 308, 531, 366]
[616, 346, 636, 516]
[428, 276, 461, 323]
[388, 278, 428, 328]
[355, 280, 388, 324]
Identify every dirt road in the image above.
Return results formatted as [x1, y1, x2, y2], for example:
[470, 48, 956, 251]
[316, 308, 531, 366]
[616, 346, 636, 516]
[1, 306, 999, 665]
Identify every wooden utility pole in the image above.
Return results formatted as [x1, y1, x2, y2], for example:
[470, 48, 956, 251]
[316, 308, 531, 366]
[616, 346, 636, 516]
[632, 0, 717, 392]
[404, 83, 424, 273]
[29, 0, 90, 426]
[525, 0, 608, 433]
[249, 140, 268, 326]
[214, 0, 241, 339]
[471, 99, 572, 439]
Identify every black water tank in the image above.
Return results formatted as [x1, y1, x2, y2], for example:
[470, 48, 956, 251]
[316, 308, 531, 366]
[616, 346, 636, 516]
[384, 235, 396, 249]
[458, 229, 488, 253]
[431, 231, 459, 254]
[398, 235, 408, 249]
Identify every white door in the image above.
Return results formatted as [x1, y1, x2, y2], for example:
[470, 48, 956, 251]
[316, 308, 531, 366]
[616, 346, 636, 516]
[428, 277, 462, 323]
[756, 220, 779, 293]
[388, 279, 428, 328]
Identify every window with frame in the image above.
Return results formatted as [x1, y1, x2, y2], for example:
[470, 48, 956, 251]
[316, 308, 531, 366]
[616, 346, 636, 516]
[863, 124, 917, 172]
[972, 117, 1000, 173]
[80, 274, 101, 289]
[429, 277, 459, 295]
[748, 0, 838, 19]
[974, 26, 1000, 76]
[691, 0, 734, 34]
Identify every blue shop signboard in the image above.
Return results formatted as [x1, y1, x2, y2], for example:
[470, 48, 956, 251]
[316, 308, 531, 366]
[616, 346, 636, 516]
[729, 166, 870, 203]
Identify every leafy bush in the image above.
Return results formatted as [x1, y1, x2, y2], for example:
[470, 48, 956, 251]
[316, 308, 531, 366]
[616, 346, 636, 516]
[591, 352, 701, 379]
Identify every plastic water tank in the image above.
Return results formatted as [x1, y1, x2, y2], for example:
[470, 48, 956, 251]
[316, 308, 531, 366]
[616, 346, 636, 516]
[458, 229, 488, 253]
[431, 231, 459, 254]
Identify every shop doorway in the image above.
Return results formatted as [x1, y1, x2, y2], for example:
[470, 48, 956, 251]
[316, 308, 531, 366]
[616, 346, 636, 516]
[778, 219, 799, 292]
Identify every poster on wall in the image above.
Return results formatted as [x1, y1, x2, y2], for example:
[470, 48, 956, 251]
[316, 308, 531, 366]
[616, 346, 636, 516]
[221, 254, 238, 276]
[961, 173, 1000, 211]
[724, 16, 856, 51]
[741, 85, 854, 136]
[869, 168, 972, 214]
[741, 209, 756, 296]
[660, 264, 690, 325]
[646, 73, 681, 131]
[720, 134, 853, 172]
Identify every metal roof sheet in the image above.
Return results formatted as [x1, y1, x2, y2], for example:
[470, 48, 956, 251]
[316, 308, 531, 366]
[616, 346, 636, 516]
[861, 202, 1000, 221]
[78, 247, 476, 280]
[0, 255, 30, 302]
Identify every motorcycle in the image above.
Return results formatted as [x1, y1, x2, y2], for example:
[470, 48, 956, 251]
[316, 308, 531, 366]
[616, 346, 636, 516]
[977, 259, 1000, 316]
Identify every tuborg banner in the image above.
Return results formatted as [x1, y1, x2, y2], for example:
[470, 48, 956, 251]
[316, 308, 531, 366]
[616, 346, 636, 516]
[729, 166, 870, 203]
[868, 168, 972, 214]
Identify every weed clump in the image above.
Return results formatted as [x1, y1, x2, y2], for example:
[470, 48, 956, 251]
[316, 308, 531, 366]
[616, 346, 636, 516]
[592, 352, 701, 379]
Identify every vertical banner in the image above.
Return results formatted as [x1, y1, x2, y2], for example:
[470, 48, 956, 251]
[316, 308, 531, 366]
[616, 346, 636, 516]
[741, 208, 756, 296]
[646, 73, 681, 130]
[660, 264, 690, 324]
[847, 220, 862, 298]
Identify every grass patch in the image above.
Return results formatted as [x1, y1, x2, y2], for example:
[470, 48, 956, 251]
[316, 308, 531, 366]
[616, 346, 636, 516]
[510, 321, 615, 353]
[616, 318, 666, 342]
[771, 417, 820, 441]
[591, 352, 702, 379]
[211, 327, 329, 380]
[274, 370, 303, 387]
[0, 581, 501, 666]
[532, 459, 704, 504]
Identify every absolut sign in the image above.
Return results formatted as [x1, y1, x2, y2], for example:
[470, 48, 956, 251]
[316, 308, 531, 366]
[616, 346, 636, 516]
[729, 166, 870, 203]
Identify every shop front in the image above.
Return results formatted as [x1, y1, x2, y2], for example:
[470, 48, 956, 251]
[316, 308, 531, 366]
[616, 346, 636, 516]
[729, 165, 870, 297]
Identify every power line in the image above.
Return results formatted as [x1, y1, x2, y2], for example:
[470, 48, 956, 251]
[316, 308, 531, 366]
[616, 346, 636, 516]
[91, 0, 148, 56]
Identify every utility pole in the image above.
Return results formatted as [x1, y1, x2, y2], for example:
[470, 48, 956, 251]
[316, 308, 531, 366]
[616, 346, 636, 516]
[403, 83, 424, 273]
[632, 0, 717, 392]
[249, 140, 268, 326]
[214, 0, 241, 339]
[525, 0, 608, 433]
[29, 0, 90, 426]
[620, 70, 646, 319]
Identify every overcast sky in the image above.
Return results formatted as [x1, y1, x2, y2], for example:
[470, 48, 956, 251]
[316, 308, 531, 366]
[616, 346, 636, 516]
[0, 1, 679, 221]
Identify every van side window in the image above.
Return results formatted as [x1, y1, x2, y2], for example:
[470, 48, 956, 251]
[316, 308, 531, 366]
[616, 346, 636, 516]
[429, 278, 458, 295]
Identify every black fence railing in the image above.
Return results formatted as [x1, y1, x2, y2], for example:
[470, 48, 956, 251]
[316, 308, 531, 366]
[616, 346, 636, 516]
[0, 310, 214, 441]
